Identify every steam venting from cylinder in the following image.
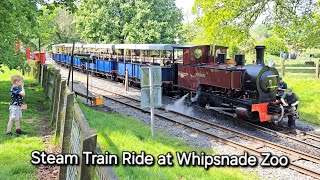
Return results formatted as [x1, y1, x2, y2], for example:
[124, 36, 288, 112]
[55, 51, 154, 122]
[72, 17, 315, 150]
[255, 46, 265, 65]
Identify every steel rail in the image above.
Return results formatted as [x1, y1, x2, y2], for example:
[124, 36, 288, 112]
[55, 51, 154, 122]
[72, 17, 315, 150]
[88, 84, 320, 179]
[58, 59, 320, 146]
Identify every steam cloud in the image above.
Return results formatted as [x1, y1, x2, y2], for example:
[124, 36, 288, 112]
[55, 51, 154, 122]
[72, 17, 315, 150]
[165, 94, 194, 116]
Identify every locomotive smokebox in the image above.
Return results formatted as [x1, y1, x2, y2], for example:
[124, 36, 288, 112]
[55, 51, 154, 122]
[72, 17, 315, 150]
[255, 46, 265, 65]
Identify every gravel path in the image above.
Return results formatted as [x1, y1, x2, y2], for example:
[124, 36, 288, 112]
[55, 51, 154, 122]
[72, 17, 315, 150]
[47, 59, 319, 179]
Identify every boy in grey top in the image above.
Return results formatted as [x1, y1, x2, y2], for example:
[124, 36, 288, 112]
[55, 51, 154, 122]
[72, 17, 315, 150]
[6, 75, 26, 136]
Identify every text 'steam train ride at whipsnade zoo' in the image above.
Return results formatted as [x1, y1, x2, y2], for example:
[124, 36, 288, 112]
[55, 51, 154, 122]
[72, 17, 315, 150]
[52, 43, 292, 124]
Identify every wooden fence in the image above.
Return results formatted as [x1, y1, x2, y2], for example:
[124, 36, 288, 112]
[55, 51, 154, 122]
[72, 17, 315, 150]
[277, 59, 320, 78]
[38, 64, 118, 180]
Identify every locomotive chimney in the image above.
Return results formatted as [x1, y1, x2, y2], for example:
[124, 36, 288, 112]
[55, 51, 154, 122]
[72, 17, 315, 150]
[255, 46, 265, 65]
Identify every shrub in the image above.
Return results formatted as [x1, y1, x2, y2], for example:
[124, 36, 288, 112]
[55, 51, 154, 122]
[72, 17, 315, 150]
[228, 45, 241, 58]
[263, 36, 288, 56]
[308, 51, 320, 58]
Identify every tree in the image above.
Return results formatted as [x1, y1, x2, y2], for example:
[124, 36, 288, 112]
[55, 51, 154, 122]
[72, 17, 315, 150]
[181, 23, 210, 45]
[250, 24, 273, 44]
[273, 8, 320, 50]
[0, 0, 76, 72]
[37, 6, 79, 51]
[263, 36, 288, 56]
[193, 0, 317, 47]
[0, 0, 39, 72]
[75, 0, 183, 44]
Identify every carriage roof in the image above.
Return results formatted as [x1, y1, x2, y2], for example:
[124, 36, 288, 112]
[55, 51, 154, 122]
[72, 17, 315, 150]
[52, 43, 83, 48]
[114, 44, 178, 51]
[82, 44, 115, 49]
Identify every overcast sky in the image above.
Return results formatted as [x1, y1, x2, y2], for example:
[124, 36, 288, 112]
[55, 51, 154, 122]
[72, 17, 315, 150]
[175, 0, 196, 24]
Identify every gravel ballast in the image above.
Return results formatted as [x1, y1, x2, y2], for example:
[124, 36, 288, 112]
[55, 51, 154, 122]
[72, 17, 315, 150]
[48, 59, 320, 179]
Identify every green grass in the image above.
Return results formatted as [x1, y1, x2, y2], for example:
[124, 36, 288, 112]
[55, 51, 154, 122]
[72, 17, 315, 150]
[281, 75, 320, 125]
[0, 67, 49, 179]
[79, 102, 259, 180]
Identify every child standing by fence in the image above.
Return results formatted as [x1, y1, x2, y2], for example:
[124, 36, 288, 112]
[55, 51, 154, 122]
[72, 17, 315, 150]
[6, 75, 27, 136]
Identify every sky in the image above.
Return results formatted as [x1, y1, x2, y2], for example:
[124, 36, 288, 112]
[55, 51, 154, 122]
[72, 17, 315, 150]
[175, 0, 196, 24]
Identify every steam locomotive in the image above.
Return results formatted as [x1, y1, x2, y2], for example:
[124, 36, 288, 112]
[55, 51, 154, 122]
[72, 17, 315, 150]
[52, 43, 285, 123]
[172, 45, 282, 122]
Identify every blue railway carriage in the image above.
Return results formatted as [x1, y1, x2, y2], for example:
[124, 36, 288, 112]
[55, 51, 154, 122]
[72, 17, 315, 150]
[52, 43, 187, 94]
[52, 43, 83, 67]
[82, 44, 116, 75]
[52, 43, 66, 63]
[113, 44, 175, 84]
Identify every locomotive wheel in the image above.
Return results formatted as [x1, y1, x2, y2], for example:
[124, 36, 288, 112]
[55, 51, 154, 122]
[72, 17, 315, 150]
[196, 95, 208, 107]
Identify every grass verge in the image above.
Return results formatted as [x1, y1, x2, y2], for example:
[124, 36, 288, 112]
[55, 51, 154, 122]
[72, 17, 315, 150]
[281, 74, 320, 125]
[0, 67, 49, 179]
[79, 102, 259, 179]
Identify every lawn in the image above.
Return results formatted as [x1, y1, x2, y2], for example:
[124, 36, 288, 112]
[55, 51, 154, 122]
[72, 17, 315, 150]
[79, 102, 259, 180]
[281, 74, 320, 125]
[0, 67, 49, 179]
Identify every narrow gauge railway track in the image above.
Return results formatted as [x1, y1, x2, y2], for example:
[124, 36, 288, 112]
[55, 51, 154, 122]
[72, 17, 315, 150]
[86, 80, 320, 151]
[87, 84, 320, 179]
[246, 122, 320, 150]
[56, 61, 320, 149]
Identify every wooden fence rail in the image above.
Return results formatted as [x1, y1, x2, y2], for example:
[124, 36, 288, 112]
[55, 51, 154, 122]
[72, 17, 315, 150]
[278, 59, 320, 78]
[39, 64, 118, 180]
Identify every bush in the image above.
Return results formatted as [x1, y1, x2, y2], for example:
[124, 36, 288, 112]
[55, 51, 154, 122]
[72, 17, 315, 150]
[263, 36, 288, 56]
[228, 45, 241, 58]
[314, 52, 320, 58]
[307, 51, 320, 58]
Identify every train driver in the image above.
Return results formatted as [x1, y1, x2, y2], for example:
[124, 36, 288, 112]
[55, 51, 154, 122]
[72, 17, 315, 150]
[277, 77, 287, 97]
[281, 88, 300, 128]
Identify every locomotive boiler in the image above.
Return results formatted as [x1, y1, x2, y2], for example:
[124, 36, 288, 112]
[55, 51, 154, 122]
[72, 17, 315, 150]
[172, 45, 280, 122]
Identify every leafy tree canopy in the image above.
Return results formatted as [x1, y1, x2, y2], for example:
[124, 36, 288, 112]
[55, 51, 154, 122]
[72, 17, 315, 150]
[181, 23, 210, 45]
[273, 5, 320, 50]
[263, 36, 288, 56]
[250, 24, 273, 44]
[37, 5, 79, 51]
[75, 0, 183, 44]
[0, 0, 76, 72]
[193, 0, 318, 48]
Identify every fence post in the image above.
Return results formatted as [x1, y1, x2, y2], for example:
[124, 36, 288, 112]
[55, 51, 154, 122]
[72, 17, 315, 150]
[44, 67, 51, 95]
[49, 70, 57, 112]
[56, 79, 67, 138]
[51, 72, 62, 125]
[42, 65, 47, 88]
[281, 59, 285, 77]
[58, 92, 74, 180]
[81, 134, 97, 180]
[316, 59, 319, 79]
[95, 145, 119, 180]
[37, 62, 42, 84]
